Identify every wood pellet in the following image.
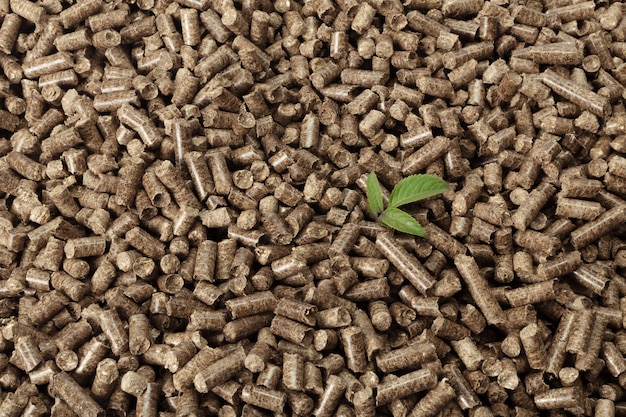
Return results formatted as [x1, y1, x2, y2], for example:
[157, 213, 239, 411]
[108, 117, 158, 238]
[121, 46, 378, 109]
[3, 0, 626, 416]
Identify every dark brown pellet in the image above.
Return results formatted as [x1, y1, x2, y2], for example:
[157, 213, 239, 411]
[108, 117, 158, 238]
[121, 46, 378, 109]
[376, 369, 438, 406]
[51, 372, 105, 417]
[193, 346, 246, 393]
[312, 374, 345, 417]
[454, 255, 504, 326]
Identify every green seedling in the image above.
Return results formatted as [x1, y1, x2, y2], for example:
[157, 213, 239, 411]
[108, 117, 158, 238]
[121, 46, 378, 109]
[366, 172, 449, 237]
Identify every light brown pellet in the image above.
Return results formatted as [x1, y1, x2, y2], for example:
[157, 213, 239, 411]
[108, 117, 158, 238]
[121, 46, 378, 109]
[282, 352, 305, 392]
[128, 314, 151, 356]
[98, 308, 128, 356]
[535, 386, 583, 410]
[64, 236, 107, 259]
[376, 342, 437, 374]
[240, 384, 287, 413]
[125, 227, 165, 260]
[255, 358, 281, 389]
[13, 335, 42, 372]
[376, 233, 436, 295]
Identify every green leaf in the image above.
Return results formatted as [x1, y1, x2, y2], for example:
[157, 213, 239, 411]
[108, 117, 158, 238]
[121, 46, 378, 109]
[388, 174, 449, 209]
[380, 208, 426, 236]
[366, 172, 384, 218]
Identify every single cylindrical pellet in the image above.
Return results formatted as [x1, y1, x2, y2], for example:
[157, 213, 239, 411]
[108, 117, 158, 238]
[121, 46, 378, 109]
[282, 352, 304, 391]
[340, 326, 367, 373]
[535, 386, 583, 410]
[226, 291, 278, 319]
[312, 375, 346, 417]
[270, 315, 314, 347]
[194, 346, 246, 393]
[224, 314, 273, 343]
[241, 384, 287, 413]
[14, 335, 42, 372]
[90, 358, 119, 402]
[51, 372, 105, 417]
[376, 233, 435, 294]
[376, 369, 438, 406]
[376, 342, 437, 373]
[408, 379, 456, 417]
[64, 236, 107, 259]
[128, 314, 151, 355]
[274, 297, 318, 326]
[520, 323, 548, 370]
[125, 227, 165, 260]
[454, 255, 504, 326]
[50, 271, 89, 301]
[88, 313, 120, 357]
[505, 280, 557, 307]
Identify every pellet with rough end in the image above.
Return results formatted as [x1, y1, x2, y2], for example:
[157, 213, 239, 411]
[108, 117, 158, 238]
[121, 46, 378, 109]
[376, 342, 437, 373]
[312, 374, 346, 417]
[520, 323, 548, 370]
[376, 233, 435, 295]
[99, 308, 128, 356]
[64, 236, 107, 259]
[402, 136, 451, 176]
[536, 251, 582, 280]
[316, 307, 352, 329]
[376, 369, 438, 406]
[90, 358, 119, 401]
[128, 314, 151, 356]
[570, 206, 626, 249]
[451, 337, 484, 372]
[408, 379, 456, 417]
[124, 227, 165, 260]
[505, 279, 557, 307]
[50, 271, 89, 301]
[224, 313, 273, 343]
[270, 315, 314, 347]
[454, 255, 504, 326]
[194, 346, 246, 393]
[274, 297, 317, 326]
[226, 291, 278, 320]
[339, 326, 367, 374]
[534, 386, 583, 410]
[240, 384, 287, 413]
[51, 372, 105, 417]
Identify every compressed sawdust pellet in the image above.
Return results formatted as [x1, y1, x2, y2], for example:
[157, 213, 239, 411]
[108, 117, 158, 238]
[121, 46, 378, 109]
[4, 0, 626, 416]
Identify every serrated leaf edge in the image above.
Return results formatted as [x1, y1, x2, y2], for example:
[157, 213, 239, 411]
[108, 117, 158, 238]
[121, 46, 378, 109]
[388, 174, 449, 209]
[379, 207, 426, 237]
[366, 172, 384, 218]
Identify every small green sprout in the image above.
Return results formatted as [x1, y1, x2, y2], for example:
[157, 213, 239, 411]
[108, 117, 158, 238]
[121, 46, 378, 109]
[366, 172, 449, 236]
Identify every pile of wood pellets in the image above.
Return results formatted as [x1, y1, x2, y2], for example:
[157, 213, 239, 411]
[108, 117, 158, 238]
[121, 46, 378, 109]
[4, 0, 626, 415]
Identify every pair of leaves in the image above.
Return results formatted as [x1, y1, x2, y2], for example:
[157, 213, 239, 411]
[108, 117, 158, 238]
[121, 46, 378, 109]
[366, 172, 449, 236]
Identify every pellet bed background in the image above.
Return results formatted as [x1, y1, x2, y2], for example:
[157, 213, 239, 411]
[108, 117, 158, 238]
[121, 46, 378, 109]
[4, 0, 626, 415]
